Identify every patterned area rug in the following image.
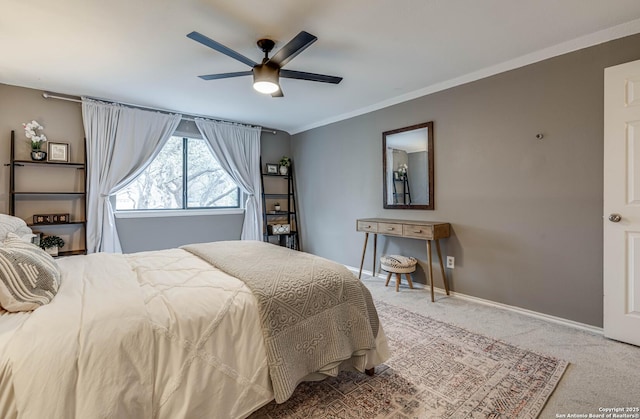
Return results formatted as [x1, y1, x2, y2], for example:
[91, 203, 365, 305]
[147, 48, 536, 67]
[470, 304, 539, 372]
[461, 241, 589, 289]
[251, 301, 568, 419]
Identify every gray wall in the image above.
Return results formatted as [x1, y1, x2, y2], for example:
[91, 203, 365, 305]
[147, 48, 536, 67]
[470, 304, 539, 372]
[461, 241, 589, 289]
[0, 84, 87, 251]
[292, 33, 640, 328]
[0, 84, 291, 252]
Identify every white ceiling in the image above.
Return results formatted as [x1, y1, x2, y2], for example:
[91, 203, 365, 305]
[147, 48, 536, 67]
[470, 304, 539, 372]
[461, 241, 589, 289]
[2, 1, 640, 134]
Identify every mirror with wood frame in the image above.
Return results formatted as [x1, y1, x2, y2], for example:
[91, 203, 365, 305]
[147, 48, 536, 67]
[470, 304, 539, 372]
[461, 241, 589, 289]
[382, 121, 434, 210]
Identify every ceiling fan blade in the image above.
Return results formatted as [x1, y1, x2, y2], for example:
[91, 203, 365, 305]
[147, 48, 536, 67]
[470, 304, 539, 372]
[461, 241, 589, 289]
[271, 88, 284, 98]
[268, 31, 317, 68]
[187, 31, 257, 67]
[280, 69, 343, 84]
[198, 71, 253, 81]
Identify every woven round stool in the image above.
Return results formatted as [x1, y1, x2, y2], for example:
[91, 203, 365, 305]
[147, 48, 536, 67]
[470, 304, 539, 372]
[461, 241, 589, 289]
[380, 255, 417, 292]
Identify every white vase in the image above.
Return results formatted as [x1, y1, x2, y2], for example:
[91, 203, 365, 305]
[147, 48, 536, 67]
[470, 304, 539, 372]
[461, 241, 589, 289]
[31, 150, 47, 161]
[279, 165, 288, 175]
[45, 246, 59, 257]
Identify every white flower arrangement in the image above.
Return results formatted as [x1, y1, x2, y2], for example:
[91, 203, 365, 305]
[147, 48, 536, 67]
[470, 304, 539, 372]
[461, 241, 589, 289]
[22, 120, 47, 150]
[398, 163, 408, 175]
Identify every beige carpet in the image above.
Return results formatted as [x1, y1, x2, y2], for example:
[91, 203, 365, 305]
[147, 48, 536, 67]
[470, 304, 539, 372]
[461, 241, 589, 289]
[251, 300, 568, 418]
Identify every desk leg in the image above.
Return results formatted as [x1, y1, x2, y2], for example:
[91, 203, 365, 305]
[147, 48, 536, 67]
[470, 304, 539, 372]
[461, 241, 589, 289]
[358, 233, 369, 279]
[435, 239, 450, 295]
[426, 240, 435, 302]
[373, 234, 378, 277]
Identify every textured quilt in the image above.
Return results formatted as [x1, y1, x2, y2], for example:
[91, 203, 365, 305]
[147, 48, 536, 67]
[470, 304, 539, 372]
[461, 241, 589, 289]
[183, 241, 380, 403]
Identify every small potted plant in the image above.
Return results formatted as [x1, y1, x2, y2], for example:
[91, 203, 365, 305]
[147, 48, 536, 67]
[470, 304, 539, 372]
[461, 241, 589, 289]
[274, 202, 281, 211]
[22, 120, 48, 161]
[279, 156, 291, 175]
[398, 163, 408, 179]
[40, 235, 65, 257]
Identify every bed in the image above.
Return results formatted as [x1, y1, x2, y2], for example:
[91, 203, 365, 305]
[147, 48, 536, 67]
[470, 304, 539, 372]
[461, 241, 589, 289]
[0, 215, 389, 419]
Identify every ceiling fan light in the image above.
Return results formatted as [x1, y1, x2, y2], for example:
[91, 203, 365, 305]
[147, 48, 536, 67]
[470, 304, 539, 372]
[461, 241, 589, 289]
[253, 65, 280, 94]
[253, 81, 280, 94]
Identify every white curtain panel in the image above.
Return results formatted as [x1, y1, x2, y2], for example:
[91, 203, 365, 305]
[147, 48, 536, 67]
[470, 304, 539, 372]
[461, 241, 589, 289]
[195, 118, 263, 241]
[82, 98, 181, 253]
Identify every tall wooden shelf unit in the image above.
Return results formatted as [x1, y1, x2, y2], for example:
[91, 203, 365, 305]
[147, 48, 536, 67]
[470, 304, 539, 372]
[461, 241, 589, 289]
[260, 159, 300, 250]
[7, 130, 87, 256]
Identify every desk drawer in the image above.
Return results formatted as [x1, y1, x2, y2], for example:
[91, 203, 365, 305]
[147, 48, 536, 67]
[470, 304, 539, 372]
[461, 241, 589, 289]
[378, 222, 403, 236]
[357, 221, 378, 232]
[403, 224, 434, 239]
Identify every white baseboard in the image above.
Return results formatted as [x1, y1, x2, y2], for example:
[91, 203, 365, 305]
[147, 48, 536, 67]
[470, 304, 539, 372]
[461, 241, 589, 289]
[346, 265, 603, 335]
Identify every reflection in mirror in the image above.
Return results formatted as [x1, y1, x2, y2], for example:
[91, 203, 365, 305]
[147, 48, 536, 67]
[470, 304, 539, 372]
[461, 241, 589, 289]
[383, 121, 434, 210]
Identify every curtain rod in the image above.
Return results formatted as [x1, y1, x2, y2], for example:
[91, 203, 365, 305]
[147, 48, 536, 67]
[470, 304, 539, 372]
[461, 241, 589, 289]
[42, 92, 278, 135]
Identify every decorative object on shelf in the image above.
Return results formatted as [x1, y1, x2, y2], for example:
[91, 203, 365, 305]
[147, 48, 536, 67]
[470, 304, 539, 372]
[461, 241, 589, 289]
[266, 163, 278, 174]
[31, 150, 47, 161]
[33, 214, 50, 224]
[23, 120, 48, 161]
[397, 163, 408, 179]
[40, 235, 65, 257]
[268, 224, 290, 235]
[33, 213, 70, 225]
[55, 214, 70, 223]
[48, 142, 70, 163]
[31, 232, 42, 247]
[279, 156, 291, 175]
[274, 203, 281, 211]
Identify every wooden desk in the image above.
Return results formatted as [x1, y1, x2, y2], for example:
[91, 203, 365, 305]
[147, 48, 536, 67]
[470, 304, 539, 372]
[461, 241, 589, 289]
[356, 218, 451, 302]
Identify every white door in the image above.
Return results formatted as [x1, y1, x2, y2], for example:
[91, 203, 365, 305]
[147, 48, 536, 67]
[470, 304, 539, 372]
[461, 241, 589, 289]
[604, 59, 640, 346]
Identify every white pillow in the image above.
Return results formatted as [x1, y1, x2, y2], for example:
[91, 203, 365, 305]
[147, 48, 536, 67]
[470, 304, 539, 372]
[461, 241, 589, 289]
[16, 227, 34, 240]
[0, 233, 60, 312]
[0, 214, 29, 241]
[20, 233, 37, 243]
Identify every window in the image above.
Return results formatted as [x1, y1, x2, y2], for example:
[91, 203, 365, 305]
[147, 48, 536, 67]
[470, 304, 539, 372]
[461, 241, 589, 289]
[115, 136, 240, 210]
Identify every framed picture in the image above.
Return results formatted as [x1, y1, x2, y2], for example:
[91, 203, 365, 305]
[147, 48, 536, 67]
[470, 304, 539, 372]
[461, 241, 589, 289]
[48, 142, 69, 162]
[266, 163, 278, 174]
[393, 171, 400, 180]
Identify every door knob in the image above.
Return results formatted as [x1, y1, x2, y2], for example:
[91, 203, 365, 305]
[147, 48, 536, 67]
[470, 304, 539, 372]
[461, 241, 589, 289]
[608, 213, 622, 223]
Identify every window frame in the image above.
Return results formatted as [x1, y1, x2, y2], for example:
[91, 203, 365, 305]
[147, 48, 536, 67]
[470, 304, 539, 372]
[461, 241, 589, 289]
[114, 207, 244, 219]
[114, 135, 243, 215]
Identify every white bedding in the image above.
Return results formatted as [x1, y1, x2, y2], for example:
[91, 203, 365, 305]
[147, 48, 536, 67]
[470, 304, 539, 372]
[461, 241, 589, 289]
[0, 248, 388, 418]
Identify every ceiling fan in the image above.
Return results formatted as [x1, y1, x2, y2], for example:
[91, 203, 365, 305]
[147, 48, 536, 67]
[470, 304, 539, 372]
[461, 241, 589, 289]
[186, 30, 342, 97]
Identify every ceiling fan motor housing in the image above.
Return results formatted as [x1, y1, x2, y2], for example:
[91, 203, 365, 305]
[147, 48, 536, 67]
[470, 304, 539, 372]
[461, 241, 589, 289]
[253, 61, 280, 93]
[254, 60, 280, 78]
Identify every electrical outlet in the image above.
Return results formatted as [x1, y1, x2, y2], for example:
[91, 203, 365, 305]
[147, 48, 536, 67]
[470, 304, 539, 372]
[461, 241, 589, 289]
[446, 256, 455, 269]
